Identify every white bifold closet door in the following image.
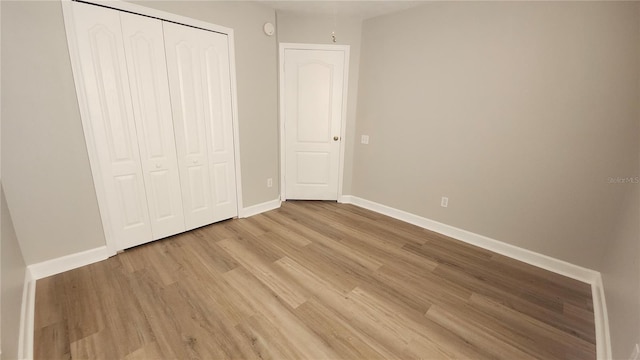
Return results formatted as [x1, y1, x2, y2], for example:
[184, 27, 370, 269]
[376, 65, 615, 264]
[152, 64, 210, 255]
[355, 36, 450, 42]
[120, 12, 186, 240]
[70, 2, 154, 249]
[69, 1, 238, 250]
[163, 22, 238, 230]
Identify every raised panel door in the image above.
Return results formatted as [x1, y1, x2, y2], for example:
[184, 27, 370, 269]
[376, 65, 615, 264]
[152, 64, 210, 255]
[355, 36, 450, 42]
[284, 49, 345, 200]
[120, 12, 186, 240]
[163, 21, 216, 230]
[200, 31, 238, 222]
[70, 1, 152, 249]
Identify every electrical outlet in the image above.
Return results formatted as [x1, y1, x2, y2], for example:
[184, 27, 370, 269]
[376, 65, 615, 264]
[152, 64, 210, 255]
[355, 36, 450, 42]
[441, 196, 448, 208]
[267, 178, 273, 188]
[361, 135, 369, 144]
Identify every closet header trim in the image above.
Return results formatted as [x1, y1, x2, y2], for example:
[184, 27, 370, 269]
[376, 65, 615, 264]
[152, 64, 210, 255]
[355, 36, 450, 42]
[70, 0, 234, 36]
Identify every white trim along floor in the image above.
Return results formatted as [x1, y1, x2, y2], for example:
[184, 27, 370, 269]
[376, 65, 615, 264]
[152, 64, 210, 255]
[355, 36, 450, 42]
[19, 196, 611, 360]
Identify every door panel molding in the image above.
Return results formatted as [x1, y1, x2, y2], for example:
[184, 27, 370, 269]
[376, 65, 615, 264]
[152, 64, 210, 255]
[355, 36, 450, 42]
[121, 11, 186, 241]
[279, 43, 350, 201]
[164, 22, 238, 230]
[65, 2, 153, 251]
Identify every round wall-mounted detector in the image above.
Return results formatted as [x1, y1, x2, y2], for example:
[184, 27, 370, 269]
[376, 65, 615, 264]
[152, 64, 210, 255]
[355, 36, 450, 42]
[263, 22, 275, 36]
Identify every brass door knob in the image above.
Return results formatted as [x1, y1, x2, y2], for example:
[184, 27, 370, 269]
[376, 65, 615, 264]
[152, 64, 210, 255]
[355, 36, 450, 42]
[333, 136, 339, 141]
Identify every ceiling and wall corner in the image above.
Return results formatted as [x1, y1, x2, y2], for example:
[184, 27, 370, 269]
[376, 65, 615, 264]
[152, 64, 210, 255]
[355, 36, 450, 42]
[262, 1, 424, 21]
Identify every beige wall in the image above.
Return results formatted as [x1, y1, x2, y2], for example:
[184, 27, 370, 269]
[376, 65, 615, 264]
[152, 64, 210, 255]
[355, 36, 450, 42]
[276, 11, 362, 194]
[2, 0, 106, 264]
[1, 185, 27, 360]
[133, 1, 280, 207]
[2, 1, 639, 355]
[2, 0, 280, 264]
[353, 1, 640, 270]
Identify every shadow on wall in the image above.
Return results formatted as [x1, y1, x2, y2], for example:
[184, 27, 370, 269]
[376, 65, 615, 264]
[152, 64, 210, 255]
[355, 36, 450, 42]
[1, 184, 28, 360]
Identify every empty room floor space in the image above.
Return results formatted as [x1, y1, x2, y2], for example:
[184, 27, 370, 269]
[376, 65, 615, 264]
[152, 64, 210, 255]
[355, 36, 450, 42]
[33, 201, 596, 359]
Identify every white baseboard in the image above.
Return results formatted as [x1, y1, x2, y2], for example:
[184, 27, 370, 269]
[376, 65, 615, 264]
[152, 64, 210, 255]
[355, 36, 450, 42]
[591, 274, 612, 360]
[239, 198, 281, 218]
[341, 195, 611, 359]
[337, 195, 352, 204]
[342, 196, 599, 283]
[16, 201, 280, 359]
[17, 196, 612, 360]
[18, 246, 110, 360]
[17, 270, 35, 360]
[28, 246, 110, 281]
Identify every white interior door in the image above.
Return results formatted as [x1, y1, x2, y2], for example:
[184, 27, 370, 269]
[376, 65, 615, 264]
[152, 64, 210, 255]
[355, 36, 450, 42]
[163, 22, 238, 230]
[70, 2, 152, 249]
[120, 12, 185, 241]
[282, 47, 347, 200]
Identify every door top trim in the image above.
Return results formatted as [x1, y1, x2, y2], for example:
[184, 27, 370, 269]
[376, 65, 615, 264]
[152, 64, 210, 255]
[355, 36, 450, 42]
[67, 0, 234, 36]
[280, 43, 350, 52]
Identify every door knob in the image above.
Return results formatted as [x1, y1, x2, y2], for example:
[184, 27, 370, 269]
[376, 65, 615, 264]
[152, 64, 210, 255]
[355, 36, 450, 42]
[333, 136, 340, 141]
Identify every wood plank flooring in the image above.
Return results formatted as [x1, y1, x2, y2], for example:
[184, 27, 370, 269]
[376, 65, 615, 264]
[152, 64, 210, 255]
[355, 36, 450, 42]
[34, 201, 596, 359]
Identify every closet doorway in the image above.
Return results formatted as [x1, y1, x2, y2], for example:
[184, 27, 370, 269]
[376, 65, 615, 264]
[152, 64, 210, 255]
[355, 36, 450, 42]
[63, 0, 243, 254]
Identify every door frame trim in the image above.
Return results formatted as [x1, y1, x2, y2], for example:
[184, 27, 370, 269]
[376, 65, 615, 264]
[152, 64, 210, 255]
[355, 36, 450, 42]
[62, 0, 244, 255]
[278, 43, 351, 201]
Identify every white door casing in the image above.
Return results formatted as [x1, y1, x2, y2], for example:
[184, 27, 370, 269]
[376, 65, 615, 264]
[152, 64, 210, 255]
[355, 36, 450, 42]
[280, 44, 350, 200]
[163, 22, 238, 230]
[69, 2, 153, 250]
[120, 12, 186, 241]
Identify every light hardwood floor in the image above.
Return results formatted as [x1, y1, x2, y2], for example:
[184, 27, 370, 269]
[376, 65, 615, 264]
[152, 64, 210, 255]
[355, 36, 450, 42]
[34, 201, 596, 359]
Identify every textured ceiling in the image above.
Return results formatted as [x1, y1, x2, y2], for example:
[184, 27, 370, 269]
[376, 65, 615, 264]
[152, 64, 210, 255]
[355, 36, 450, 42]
[259, 1, 425, 20]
